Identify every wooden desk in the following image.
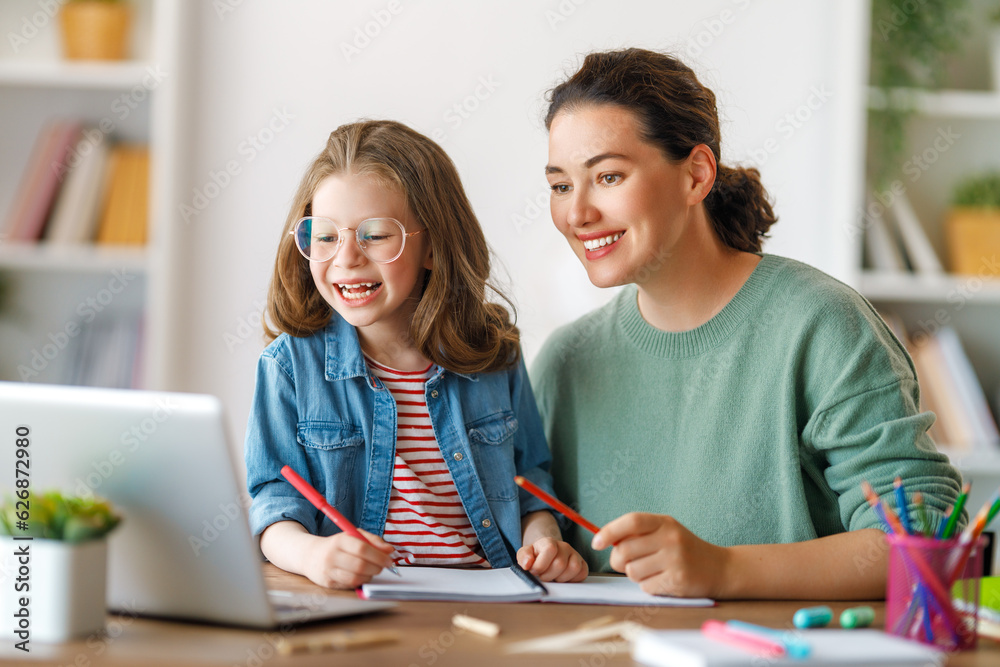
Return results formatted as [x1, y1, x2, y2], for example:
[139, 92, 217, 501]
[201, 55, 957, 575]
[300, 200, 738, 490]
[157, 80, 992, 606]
[4, 564, 999, 666]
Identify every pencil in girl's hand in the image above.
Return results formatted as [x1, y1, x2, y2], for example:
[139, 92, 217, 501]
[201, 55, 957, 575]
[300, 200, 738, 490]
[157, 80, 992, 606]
[281, 465, 401, 576]
[514, 475, 601, 535]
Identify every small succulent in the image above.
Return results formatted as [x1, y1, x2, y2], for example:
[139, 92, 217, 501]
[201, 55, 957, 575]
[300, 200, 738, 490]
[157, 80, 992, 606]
[0, 490, 121, 543]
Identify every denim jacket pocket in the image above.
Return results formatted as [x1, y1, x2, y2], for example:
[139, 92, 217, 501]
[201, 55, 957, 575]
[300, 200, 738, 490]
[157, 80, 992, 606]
[296, 422, 365, 505]
[467, 412, 519, 501]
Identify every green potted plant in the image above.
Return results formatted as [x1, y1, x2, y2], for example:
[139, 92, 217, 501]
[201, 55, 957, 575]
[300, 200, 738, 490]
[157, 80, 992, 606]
[0, 490, 121, 642]
[947, 171, 1000, 276]
[867, 0, 970, 186]
[59, 0, 131, 61]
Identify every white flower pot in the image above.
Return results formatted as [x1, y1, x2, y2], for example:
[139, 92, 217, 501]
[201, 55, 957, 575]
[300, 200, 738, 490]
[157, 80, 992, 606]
[1, 537, 107, 643]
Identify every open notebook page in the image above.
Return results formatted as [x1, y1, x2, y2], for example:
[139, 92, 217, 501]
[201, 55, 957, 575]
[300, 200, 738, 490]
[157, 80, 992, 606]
[545, 576, 713, 606]
[361, 567, 714, 606]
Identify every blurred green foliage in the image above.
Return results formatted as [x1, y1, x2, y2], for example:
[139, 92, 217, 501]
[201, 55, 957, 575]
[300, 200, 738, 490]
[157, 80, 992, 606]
[0, 490, 121, 542]
[953, 171, 1000, 208]
[868, 0, 971, 187]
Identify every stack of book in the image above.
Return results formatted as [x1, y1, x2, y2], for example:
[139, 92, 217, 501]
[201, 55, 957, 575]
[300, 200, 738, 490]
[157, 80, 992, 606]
[882, 313, 1000, 452]
[863, 189, 944, 274]
[64, 312, 145, 389]
[1, 120, 149, 246]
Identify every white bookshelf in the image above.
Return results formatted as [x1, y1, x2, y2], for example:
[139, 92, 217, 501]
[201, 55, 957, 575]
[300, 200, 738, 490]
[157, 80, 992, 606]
[859, 271, 1000, 303]
[857, 2, 1000, 572]
[0, 0, 187, 389]
[868, 87, 1000, 119]
[0, 60, 155, 90]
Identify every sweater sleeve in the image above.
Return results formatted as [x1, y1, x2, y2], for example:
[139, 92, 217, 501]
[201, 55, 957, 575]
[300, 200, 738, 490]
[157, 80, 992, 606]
[799, 299, 965, 537]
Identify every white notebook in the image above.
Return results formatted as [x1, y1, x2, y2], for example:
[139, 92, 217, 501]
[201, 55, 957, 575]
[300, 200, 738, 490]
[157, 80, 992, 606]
[360, 566, 714, 607]
[632, 628, 943, 667]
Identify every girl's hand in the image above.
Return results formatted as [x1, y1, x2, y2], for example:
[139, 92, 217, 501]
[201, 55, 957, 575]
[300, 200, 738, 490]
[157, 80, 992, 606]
[592, 512, 728, 598]
[302, 528, 396, 589]
[517, 536, 589, 582]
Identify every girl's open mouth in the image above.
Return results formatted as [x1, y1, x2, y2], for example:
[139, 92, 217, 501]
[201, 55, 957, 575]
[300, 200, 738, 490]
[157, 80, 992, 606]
[336, 282, 383, 301]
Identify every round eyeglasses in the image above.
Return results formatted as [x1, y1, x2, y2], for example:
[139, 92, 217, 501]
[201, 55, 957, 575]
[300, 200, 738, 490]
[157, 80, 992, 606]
[290, 216, 423, 264]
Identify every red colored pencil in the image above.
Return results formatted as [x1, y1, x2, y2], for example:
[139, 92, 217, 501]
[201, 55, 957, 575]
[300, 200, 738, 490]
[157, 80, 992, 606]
[281, 465, 400, 576]
[514, 475, 601, 534]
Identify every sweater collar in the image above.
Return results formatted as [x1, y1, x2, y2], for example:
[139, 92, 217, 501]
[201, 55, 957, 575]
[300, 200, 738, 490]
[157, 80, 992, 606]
[618, 253, 781, 358]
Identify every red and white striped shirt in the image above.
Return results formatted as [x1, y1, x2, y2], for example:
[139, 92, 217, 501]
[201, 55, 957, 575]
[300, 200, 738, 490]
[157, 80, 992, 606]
[366, 355, 488, 567]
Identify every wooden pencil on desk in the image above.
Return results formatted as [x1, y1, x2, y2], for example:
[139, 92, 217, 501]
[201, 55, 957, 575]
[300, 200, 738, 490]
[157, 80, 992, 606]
[275, 629, 399, 654]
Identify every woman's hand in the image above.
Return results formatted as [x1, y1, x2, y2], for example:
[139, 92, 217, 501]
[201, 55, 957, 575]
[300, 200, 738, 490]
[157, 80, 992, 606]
[592, 512, 728, 598]
[517, 536, 589, 582]
[301, 528, 396, 590]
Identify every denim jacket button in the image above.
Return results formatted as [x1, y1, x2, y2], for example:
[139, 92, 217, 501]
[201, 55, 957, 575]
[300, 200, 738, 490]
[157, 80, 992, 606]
[430, 389, 439, 398]
[481, 519, 491, 528]
[453, 452, 463, 461]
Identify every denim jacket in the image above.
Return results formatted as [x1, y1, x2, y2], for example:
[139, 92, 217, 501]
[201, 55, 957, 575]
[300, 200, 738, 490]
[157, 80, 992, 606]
[244, 313, 559, 568]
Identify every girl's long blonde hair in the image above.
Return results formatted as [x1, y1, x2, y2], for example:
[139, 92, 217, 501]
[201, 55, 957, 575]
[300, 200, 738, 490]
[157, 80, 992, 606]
[265, 120, 519, 374]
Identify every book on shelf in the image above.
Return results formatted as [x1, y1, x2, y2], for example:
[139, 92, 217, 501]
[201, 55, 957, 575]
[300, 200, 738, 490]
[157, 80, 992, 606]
[917, 331, 978, 451]
[885, 190, 944, 274]
[65, 311, 144, 389]
[45, 130, 112, 245]
[936, 327, 1000, 448]
[95, 144, 149, 246]
[879, 310, 1000, 453]
[880, 312, 949, 444]
[1, 121, 82, 243]
[863, 195, 907, 272]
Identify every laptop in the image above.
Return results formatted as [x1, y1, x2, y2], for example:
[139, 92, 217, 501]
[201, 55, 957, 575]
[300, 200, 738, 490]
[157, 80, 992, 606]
[0, 381, 394, 628]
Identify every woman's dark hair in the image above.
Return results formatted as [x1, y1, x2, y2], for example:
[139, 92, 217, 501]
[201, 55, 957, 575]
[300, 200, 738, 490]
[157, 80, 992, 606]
[544, 48, 777, 252]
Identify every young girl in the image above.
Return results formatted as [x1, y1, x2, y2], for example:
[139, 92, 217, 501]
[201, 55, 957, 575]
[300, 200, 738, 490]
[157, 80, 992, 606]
[533, 48, 966, 600]
[245, 120, 586, 589]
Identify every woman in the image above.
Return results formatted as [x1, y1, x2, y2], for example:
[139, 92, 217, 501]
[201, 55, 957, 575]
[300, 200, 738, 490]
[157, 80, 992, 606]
[531, 48, 964, 599]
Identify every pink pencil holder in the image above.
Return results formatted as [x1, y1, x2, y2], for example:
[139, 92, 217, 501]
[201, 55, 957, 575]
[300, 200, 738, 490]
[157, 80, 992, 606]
[885, 533, 984, 651]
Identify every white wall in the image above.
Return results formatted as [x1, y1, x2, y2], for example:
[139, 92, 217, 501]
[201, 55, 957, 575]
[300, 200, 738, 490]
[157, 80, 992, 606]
[172, 1, 866, 461]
